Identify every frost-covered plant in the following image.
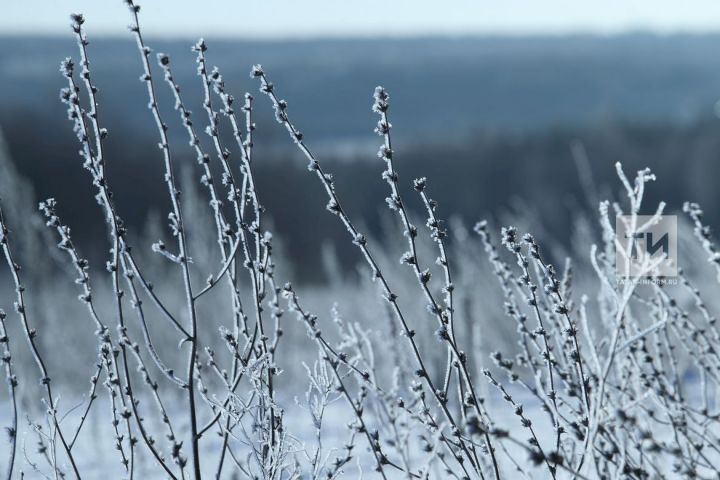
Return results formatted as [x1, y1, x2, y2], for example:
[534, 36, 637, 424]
[1, 2, 720, 479]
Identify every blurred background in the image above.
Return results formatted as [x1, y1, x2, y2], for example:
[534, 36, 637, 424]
[3, 0, 720, 282]
[4, 4, 720, 476]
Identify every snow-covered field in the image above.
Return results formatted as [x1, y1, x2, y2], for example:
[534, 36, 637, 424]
[0, 388, 557, 479]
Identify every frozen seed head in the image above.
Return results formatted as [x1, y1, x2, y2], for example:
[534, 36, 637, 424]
[193, 38, 207, 53]
[273, 104, 288, 123]
[385, 195, 401, 211]
[400, 252, 416, 265]
[372, 86, 389, 113]
[59, 87, 71, 103]
[70, 13, 85, 30]
[374, 120, 391, 136]
[60, 57, 74, 77]
[377, 145, 392, 160]
[326, 199, 340, 215]
[250, 64, 264, 78]
[434, 325, 449, 342]
[352, 233, 366, 246]
[501, 226, 518, 249]
[683, 202, 702, 218]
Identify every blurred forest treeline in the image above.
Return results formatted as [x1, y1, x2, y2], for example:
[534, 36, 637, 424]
[3, 34, 720, 281]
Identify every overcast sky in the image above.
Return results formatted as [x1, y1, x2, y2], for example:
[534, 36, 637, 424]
[4, 1, 720, 38]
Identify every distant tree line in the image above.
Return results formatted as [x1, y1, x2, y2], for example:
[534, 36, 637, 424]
[2, 110, 720, 282]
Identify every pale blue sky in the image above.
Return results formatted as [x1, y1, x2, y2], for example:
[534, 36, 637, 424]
[3, 0, 720, 38]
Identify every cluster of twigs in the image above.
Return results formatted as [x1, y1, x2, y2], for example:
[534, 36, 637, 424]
[1, 2, 719, 479]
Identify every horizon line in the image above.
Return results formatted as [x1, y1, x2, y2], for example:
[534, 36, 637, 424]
[5, 28, 720, 43]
